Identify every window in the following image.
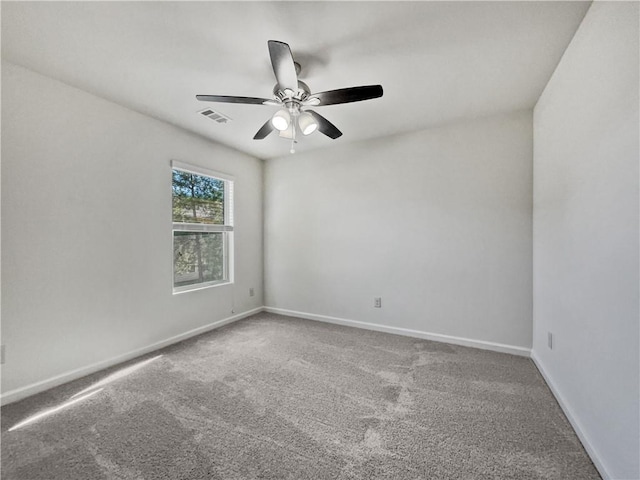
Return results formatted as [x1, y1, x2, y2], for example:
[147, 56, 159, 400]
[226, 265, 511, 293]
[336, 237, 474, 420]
[172, 161, 233, 293]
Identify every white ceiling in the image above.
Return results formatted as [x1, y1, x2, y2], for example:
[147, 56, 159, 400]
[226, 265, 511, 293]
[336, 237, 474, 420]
[2, 1, 590, 160]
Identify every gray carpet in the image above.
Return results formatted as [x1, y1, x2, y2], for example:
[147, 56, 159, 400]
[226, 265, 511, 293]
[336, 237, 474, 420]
[1, 312, 600, 479]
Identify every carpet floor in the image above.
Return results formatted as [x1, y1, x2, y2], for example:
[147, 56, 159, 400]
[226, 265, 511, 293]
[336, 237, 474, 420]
[1, 312, 600, 479]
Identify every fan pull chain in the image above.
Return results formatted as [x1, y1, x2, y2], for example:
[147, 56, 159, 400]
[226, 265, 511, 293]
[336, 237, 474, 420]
[290, 120, 297, 154]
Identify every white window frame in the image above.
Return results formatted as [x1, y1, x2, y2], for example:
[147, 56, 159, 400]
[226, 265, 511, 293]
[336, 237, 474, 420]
[171, 160, 234, 294]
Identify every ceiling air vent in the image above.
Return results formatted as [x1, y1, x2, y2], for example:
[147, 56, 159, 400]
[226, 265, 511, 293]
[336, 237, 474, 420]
[199, 109, 231, 124]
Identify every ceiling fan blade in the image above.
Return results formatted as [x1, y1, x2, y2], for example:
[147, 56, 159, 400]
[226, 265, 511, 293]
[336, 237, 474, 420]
[253, 119, 275, 140]
[307, 110, 343, 139]
[196, 95, 278, 106]
[268, 40, 298, 93]
[307, 85, 383, 106]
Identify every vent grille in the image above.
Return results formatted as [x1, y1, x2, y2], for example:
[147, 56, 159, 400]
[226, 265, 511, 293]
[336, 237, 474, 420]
[199, 109, 231, 124]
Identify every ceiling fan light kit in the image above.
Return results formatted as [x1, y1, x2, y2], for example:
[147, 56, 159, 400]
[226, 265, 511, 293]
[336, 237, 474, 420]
[196, 40, 383, 152]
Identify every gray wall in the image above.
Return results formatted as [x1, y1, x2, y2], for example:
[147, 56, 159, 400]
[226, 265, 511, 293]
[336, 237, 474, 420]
[532, 2, 639, 478]
[1, 63, 264, 400]
[265, 110, 533, 351]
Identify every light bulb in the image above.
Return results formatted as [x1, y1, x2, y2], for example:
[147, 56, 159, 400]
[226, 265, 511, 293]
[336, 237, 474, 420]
[271, 109, 290, 131]
[298, 111, 318, 135]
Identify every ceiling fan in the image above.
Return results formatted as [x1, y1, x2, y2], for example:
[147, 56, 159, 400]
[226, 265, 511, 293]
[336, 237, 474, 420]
[197, 40, 383, 152]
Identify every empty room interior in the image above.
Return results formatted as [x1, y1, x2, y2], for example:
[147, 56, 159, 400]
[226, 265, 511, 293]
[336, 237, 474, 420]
[1, 1, 638, 479]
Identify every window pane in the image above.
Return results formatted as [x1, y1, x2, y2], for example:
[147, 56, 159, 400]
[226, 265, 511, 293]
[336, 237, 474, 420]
[173, 231, 225, 287]
[172, 170, 225, 224]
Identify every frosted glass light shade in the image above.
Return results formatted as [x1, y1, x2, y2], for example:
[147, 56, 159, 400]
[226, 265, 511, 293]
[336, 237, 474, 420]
[298, 112, 318, 135]
[271, 109, 290, 131]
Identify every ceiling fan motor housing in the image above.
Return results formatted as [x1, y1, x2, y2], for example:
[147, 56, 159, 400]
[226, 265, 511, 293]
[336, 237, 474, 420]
[273, 80, 311, 104]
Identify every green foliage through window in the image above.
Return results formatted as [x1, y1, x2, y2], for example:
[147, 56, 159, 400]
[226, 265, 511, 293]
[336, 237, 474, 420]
[172, 170, 224, 224]
[173, 231, 224, 287]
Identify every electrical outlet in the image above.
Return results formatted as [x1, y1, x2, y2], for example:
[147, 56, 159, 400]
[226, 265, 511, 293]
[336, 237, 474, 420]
[374, 297, 382, 308]
[249, 287, 255, 297]
[1, 345, 5, 364]
[547, 332, 553, 350]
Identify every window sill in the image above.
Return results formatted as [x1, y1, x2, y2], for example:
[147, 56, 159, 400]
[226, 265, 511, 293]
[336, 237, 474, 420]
[172, 280, 232, 295]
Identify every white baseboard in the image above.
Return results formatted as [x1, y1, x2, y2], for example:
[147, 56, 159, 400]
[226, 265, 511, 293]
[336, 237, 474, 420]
[530, 351, 611, 480]
[0, 307, 263, 406]
[264, 307, 531, 357]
